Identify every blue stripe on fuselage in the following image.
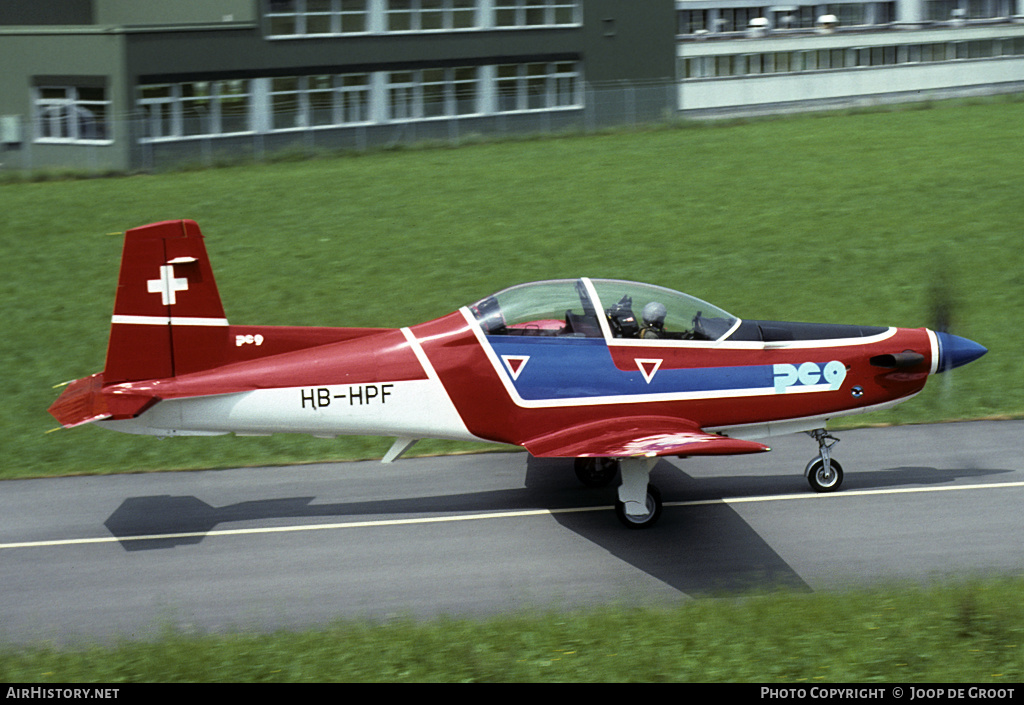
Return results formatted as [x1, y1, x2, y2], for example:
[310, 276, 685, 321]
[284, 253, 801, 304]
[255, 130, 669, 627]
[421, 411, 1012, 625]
[487, 336, 773, 401]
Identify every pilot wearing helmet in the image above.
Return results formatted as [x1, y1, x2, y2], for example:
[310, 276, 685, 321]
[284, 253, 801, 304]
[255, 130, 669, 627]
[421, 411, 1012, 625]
[640, 302, 667, 339]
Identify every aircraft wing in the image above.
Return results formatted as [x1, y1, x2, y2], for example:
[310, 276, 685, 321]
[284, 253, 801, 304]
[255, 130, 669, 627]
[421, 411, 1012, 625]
[523, 415, 770, 458]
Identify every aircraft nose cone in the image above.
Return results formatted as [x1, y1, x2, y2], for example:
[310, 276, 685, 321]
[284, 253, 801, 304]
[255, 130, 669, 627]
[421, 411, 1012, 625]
[935, 331, 987, 373]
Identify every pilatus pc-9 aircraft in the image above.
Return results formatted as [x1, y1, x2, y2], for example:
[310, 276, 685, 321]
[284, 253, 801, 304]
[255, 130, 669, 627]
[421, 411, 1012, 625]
[50, 220, 987, 528]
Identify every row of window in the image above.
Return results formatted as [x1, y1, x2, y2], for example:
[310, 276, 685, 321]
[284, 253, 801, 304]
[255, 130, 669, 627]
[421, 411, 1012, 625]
[925, 0, 1018, 20]
[266, 0, 580, 37]
[679, 4, 896, 34]
[678, 0, 1016, 34]
[135, 62, 581, 142]
[681, 36, 1024, 78]
[33, 62, 582, 144]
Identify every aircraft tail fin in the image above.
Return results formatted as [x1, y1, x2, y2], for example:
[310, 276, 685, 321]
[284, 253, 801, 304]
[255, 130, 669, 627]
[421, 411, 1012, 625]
[104, 219, 229, 383]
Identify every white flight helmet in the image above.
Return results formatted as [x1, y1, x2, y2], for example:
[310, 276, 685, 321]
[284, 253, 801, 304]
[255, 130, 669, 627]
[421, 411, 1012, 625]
[642, 301, 666, 328]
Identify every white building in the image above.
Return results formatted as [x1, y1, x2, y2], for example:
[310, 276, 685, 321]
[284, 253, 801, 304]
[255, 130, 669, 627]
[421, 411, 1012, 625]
[676, 0, 1024, 114]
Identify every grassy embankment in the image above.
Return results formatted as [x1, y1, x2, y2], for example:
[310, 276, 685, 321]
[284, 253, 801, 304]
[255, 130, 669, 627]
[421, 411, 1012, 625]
[2, 578, 1023, 682]
[1, 99, 1023, 682]
[3, 98, 1021, 481]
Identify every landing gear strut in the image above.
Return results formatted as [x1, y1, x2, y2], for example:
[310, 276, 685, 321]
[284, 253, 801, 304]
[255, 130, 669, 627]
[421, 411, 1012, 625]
[805, 429, 843, 492]
[614, 457, 662, 529]
[572, 456, 662, 528]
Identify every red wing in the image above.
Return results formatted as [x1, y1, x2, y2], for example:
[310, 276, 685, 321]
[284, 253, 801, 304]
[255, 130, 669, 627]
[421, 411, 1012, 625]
[523, 415, 770, 458]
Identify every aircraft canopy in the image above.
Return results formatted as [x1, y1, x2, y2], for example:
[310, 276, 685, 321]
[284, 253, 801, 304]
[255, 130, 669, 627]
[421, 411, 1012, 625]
[468, 278, 739, 342]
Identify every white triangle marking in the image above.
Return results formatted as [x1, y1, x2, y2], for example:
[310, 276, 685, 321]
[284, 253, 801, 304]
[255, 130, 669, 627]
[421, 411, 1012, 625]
[636, 358, 663, 384]
[501, 355, 530, 381]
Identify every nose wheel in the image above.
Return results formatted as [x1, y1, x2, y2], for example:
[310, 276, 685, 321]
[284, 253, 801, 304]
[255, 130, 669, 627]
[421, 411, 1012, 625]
[806, 429, 843, 492]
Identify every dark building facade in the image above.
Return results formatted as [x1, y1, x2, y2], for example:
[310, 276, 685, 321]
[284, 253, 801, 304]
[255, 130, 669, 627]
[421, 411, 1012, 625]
[0, 1, 677, 171]
[4, 1, 1020, 172]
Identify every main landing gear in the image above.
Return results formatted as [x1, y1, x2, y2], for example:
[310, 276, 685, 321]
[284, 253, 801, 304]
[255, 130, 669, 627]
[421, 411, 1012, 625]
[574, 456, 663, 529]
[805, 429, 843, 493]
[574, 429, 843, 529]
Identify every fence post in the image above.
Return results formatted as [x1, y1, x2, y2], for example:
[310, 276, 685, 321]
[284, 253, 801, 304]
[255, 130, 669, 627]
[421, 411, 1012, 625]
[585, 82, 595, 133]
[24, 116, 33, 173]
[624, 81, 636, 127]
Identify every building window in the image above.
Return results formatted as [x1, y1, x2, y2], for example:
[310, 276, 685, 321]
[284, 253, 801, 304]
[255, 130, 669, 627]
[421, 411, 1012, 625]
[141, 76, 371, 139]
[386, 0, 477, 31]
[138, 61, 586, 143]
[139, 85, 175, 140]
[494, 1, 580, 28]
[270, 75, 371, 129]
[925, 0, 958, 20]
[268, 0, 580, 36]
[180, 81, 250, 136]
[681, 35, 1024, 80]
[387, 71, 418, 119]
[1004, 36, 1024, 55]
[271, 77, 303, 130]
[773, 6, 817, 30]
[138, 81, 251, 140]
[716, 7, 764, 32]
[678, 10, 707, 34]
[267, 0, 369, 36]
[270, 75, 370, 129]
[387, 66, 480, 120]
[335, 74, 372, 123]
[875, 2, 897, 24]
[678, 3, 900, 34]
[34, 86, 110, 143]
[550, 62, 579, 107]
[496, 62, 580, 112]
[826, 4, 867, 25]
[927, 0, 1015, 20]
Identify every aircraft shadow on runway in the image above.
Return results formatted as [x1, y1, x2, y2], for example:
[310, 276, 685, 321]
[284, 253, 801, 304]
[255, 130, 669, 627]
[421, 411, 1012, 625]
[102, 481, 811, 596]
[103, 455, 1011, 597]
[103, 476, 616, 552]
[527, 458, 1013, 597]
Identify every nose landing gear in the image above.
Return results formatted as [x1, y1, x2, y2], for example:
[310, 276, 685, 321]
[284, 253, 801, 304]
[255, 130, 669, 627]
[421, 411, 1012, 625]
[805, 429, 843, 492]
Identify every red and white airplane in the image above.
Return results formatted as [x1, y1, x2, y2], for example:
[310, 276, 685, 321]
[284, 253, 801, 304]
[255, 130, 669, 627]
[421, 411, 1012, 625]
[50, 220, 987, 528]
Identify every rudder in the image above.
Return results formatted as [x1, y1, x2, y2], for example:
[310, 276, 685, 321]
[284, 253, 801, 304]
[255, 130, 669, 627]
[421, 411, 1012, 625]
[104, 220, 229, 383]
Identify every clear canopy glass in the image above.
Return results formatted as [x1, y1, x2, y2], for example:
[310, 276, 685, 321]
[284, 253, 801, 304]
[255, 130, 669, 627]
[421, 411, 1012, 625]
[468, 278, 739, 342]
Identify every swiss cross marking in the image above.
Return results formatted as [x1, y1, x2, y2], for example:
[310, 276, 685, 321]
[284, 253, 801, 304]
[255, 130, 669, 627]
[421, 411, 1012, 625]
[147, 265, 189, 306]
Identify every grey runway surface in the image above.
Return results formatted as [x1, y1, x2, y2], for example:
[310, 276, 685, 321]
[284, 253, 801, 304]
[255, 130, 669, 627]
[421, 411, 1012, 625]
[1, 420, 1022, 645]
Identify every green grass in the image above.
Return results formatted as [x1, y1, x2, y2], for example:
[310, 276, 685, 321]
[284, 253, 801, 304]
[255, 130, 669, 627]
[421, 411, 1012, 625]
[3, 98, 1023, 479]
[3, 578, 1024, 682]
[3, 102, 1024, 681]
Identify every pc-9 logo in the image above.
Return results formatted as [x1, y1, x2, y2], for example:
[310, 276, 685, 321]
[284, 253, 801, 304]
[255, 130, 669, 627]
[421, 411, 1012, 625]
[773, 361, 846, 394]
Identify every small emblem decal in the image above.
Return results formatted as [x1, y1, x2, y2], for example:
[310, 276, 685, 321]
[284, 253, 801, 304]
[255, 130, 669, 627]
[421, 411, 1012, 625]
[635, 358, 663, 384]
[502, 355, 530, 380]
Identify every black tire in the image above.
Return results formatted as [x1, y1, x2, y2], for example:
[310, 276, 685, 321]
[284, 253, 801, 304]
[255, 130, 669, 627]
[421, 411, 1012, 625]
[806, 457, 844, 493]
[614, 484, 663, 529]
[574, 457, 620, 487]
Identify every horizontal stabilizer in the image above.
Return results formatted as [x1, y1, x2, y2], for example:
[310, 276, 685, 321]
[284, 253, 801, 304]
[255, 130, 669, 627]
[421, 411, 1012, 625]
[48, 373, 158, 429]
[524, 416, 770, 458]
